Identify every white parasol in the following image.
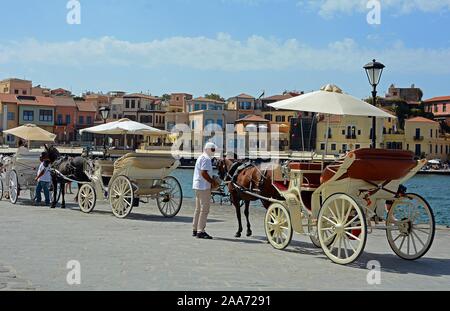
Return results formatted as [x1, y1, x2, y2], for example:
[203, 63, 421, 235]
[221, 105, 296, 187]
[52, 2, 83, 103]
[3, 124, 56, 142]
[268, 84, 394, 118]
[79, 118, 169, 135]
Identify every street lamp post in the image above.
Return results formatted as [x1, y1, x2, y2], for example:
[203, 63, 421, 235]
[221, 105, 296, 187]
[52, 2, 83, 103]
[99, 106, 111, 158]
[364, 59, 385, 149]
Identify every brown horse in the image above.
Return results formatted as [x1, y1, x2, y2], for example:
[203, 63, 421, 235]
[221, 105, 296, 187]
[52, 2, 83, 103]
[216, 157, 282, 238]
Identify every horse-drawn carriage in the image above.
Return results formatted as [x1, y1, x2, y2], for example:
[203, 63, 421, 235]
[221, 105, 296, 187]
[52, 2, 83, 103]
[265, 148, 435, 265]
[0, 153, 60, 204]
[77, 153, 183, 219]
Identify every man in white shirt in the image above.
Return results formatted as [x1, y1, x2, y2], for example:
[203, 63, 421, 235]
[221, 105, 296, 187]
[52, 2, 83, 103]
[192, 142, 219, 239]
[34, 159, 52, 206]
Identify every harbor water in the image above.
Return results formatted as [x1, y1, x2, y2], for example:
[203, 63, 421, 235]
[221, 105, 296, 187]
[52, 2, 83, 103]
[171, 169, 450, 227]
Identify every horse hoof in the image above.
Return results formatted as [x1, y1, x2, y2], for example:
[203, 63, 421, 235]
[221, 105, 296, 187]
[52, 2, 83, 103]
[246, 230, 253, 237]
[235, 232, 241, 238]
[61, 205, 66, 209]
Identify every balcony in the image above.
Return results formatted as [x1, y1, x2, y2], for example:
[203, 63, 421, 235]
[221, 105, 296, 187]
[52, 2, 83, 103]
[413, 136, 424, 141]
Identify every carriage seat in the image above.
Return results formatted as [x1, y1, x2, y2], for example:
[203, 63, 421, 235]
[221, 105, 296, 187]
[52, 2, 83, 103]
[289, 162, 323, 189]
[115, 153, 176, 171]
[320, 149, 417, 184]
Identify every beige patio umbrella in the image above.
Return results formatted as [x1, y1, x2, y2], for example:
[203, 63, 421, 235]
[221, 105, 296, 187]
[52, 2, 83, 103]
[268, 84, 395, 157]
[3, 124, 56, 142]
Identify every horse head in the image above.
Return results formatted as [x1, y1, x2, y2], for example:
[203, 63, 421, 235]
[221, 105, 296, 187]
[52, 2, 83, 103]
[43, 144, 61, 163]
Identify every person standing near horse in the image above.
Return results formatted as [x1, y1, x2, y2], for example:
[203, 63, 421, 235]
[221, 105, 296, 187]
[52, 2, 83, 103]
[34, 156, 51, 206]
[192, 142, 219, 239]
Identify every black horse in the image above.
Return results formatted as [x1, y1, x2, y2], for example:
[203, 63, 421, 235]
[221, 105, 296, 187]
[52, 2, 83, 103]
[42, 145, 90, 209]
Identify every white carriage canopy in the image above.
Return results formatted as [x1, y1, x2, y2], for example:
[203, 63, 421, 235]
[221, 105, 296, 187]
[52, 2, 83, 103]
[3, 124, 56, 142]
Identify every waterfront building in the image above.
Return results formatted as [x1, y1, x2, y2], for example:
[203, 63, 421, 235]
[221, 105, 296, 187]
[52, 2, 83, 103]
[32, 85, 51, 97]
[83, 93, 112, 122]
[0, 94, 20, 145]
[51, 88, 72, 97]
[168, 93, 193, 113]
[122, 93, 166, 130]
[17, 95, 55, 133]
[111, 97, 124, 120]
[75, 100, 97, 142]
[227, 94, 261, 119]
[385, 83, 423, 106]
[0, 78, 33, 96]
[403, 117, 449, 160]
[53, 97, 77, 144]
[316, 114, 387, 155]
[424, 96, 450, 127]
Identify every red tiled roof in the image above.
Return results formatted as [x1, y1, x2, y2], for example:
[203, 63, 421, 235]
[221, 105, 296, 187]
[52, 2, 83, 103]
[76, 101, 97, 112]
[424, 96, 450, 103]
[235, 93, 255, 99]
[15, 95, 55, 107]
[53, 97, 77, 107]
[406, 117, 438, 124]
[236, 114, 270, 123]
[0, 94, 19, 103]
[262, 94, 294, 101]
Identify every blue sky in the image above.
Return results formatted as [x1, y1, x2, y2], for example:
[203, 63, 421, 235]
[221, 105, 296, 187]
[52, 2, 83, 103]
[0, 0, 449, 99]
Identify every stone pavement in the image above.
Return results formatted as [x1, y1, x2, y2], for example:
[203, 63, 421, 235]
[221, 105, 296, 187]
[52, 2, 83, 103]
[0, 194, 449, 291]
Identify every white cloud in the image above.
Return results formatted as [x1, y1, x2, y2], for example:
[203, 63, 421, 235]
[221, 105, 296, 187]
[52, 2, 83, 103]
[297, 0, 450, 17]
[0, 34, 449, 75]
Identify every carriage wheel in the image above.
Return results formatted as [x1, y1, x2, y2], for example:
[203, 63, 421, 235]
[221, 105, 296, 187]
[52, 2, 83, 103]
[308, 217, 321, 248]
[318, 194, 367, 265]
[265, 203, 293, 250]
[0, 179, 3, 201]
[9, 170, 19, 204]
[110, 176, 134, 219]
[386, 193, 435, 261]
[156, 176, 183, 218]
[78, 184, 97, 213]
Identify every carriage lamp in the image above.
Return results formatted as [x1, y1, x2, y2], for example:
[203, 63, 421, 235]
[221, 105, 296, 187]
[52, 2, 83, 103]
[364, 59, 385, 149]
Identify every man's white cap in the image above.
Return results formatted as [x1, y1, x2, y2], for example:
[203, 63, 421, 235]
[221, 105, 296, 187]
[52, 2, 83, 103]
[204, 142, 217, 150]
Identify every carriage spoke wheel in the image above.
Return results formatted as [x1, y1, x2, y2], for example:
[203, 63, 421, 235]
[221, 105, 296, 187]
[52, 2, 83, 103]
[318, 194, 367, 265]
[78, 184, 97, 213]
[110, 176, 134, 219]
[386, 193, 435, 260]
[265, 203, 293, 250]
[9, 170, 19, 204]
[156, 176, 183, 218]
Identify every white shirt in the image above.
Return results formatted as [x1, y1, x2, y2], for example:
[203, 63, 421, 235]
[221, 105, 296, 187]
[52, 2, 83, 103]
[37, 162, 52, 183]
[193, 153, 213, 190]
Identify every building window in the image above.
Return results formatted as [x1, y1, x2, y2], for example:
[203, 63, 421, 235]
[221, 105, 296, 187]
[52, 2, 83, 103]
[356, 144, 361, 149]
[201, 104, 207, 110]
[342, 130, 346, 135]
[22, 90, 27, 95]
[6, 135, 15, 143]
[131, 100, 135, 109]
[441, 145, 443, 154]
[358, 130, 361, 136]
[264, 114, 272, 121]
[331, 144, 336, 151]
[320, 143, 325, 150]
[7, 112, 15, 121]
[66, 115, 71, 124]
[194, 104, 200, 111]
[430, 129, 433, 138]
[14, 89, 19, 94]
[430, 144, 433, 154]
[79, 116, 84, 124]
[125, 100, 130, 109]
[434, 104, 438, 112]
[342, 144, 348, 152]
[87, 116, 92, 125]
[39, 110, 53, 122]
[23, 110, 34, 121]
[57, 114, 63, 125]
[443, 104, 447, 113]
[435, 145, 438, 154]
